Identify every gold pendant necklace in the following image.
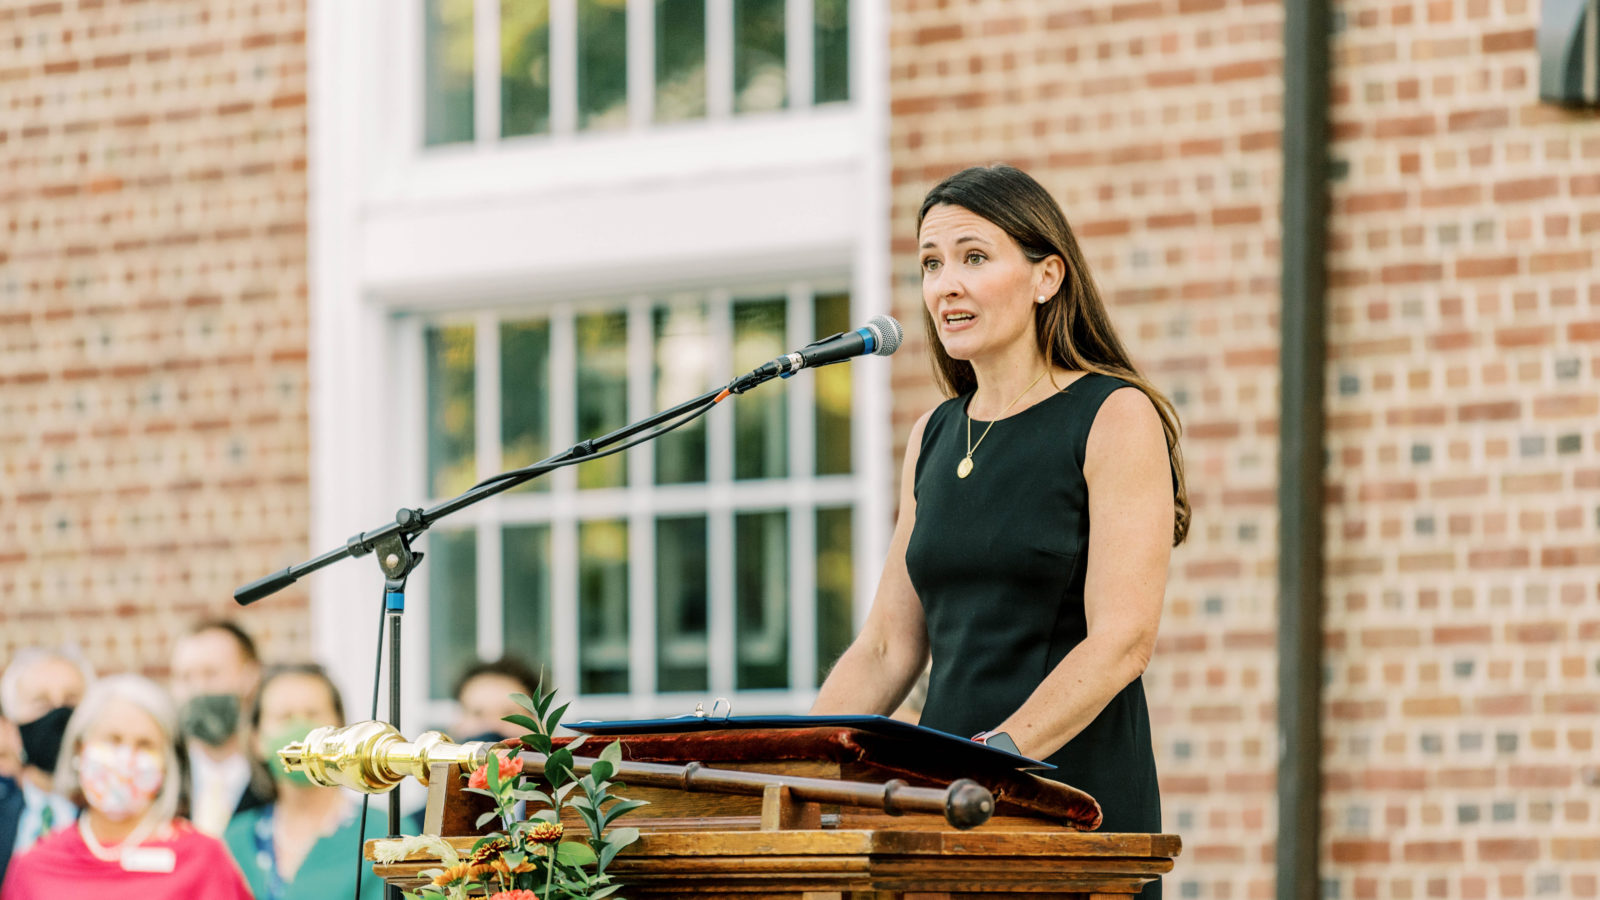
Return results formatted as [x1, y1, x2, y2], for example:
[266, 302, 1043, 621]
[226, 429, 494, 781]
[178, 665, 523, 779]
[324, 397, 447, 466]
[959, 369, 1048, 479]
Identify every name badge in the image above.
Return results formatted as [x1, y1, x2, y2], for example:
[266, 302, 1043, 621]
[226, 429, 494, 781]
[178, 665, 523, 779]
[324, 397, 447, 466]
[121, 847, 177, 873]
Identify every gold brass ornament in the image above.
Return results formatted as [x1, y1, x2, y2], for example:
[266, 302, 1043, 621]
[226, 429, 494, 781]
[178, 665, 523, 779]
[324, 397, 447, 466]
[278, 720, 495, 794]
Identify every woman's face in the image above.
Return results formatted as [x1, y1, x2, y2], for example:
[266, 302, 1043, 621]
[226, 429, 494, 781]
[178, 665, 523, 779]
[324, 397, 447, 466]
[257, 674, 340, 737]
[919, 204, 1055, 366]
[78, 703, 167, 819]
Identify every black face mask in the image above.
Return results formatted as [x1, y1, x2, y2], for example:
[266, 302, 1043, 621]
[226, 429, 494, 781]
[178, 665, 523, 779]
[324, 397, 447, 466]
[18, 706, 74, 774]
[179, 693, 241, 748]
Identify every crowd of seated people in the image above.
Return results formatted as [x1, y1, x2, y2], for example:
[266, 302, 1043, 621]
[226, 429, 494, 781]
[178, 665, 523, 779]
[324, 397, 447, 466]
[0, 622, 539, 900]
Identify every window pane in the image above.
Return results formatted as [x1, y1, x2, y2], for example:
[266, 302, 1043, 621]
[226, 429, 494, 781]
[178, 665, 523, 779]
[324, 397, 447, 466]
[576, 311, 629, 489]
[578, 0, 629, 130]
[735, 509, 788, 689]
[733, 298, 787, 480]
[653, 302, 709, 484]
[813, 0, 849, 104]
[654, 0, 706, 122]
[427, 529, 478, 699]
[426, 323, 476, 497]
[502, 524, 552, 677]
[655, 515, 708, 692]
[579, 519, 630, 694]
[813, 291, 852, 475]
[501, 0, 552, 137]
[501, 319, 551, 489]
[424, 0, 475, 145]
[734, 0, 786, 114]
[814, 506, 853, 686]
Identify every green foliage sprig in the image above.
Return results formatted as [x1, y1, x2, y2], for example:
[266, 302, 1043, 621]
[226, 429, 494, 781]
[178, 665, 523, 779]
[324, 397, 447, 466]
[403, 683, 645, 900]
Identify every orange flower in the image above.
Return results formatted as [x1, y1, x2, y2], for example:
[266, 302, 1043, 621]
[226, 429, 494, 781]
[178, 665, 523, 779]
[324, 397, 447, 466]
[486, 891, 539, 900]
[467, 750, 523, 790]
[528, 821, 564, 844]
[430, 862, 475, 886]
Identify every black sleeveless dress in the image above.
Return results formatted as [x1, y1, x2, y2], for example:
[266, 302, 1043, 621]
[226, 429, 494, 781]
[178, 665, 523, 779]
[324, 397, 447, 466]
[906, 373, 1163, 847]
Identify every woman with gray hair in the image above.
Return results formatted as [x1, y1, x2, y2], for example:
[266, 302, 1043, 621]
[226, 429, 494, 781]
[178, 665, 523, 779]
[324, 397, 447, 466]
[0, 675, 251, 899]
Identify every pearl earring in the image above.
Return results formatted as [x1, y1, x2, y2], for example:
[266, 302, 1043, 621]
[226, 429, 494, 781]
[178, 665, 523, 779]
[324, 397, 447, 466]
[1036, 295, 1048, 303]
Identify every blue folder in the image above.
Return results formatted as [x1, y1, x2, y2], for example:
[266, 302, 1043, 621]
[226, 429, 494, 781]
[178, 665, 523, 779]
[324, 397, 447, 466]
[565, 713, 1054, 771]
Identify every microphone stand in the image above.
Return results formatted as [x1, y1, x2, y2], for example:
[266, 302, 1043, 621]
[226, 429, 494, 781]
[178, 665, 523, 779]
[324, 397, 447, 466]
[232, 366, 784, 898]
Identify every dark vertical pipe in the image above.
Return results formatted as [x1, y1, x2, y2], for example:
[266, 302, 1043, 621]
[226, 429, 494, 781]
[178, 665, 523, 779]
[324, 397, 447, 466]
[1278, 0, 1330, 898]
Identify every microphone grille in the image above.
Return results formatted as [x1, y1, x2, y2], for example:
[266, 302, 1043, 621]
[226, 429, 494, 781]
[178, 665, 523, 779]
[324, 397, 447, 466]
[868, 315, 904, 357]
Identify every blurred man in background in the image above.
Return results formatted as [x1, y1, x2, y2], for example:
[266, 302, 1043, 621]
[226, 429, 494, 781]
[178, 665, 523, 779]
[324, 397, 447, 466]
[169, 621, 273, 836]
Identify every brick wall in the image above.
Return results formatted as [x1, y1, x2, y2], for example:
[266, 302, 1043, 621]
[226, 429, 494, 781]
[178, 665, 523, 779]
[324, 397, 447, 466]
[0, 0, 312, 676]
[1322, 1, 1600, 898]
[889, 1, 1599, 899]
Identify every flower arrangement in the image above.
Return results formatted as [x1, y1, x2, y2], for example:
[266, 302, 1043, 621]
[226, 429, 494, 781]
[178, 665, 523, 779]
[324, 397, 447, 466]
[401, 685, 645, 900]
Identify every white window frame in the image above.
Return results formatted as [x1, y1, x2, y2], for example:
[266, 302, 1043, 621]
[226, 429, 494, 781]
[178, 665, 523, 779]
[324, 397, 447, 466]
[401, 281, 865, 724]
[307, 0, 890, 736]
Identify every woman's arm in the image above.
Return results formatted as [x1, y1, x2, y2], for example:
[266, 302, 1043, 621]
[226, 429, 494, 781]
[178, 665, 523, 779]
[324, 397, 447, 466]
[990, 387, 1173, 759]
[810, 409, 934, 716]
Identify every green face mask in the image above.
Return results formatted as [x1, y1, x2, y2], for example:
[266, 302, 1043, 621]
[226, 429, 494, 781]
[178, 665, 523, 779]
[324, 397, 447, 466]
[261, 721, 318, 787]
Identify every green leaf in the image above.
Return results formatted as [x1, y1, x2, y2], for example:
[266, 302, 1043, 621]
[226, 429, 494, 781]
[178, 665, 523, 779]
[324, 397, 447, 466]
[475, 810, 499, 828]
[590, 884, 624, 899]
[605, 826, 640, 848]
[510, 691, 537, 714]
[554, 782, 578, 803]
[511, 788, 555, 805]
[599, 800, 648, 828]
[598, 740, 623, 766]
[462, 787, 497, 800]
[588, 760, 614, 784]
[554, 842, 598, 866]
[565, 734, 589, 753]
[502, 713, 541, 733]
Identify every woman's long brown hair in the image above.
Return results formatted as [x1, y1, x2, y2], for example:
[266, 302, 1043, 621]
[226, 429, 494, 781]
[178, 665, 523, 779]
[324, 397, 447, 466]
[918, 164, 1190, 546]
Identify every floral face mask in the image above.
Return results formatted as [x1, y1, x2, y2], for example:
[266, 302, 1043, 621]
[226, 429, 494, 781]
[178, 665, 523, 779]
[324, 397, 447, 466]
[79, 742, 165, 821]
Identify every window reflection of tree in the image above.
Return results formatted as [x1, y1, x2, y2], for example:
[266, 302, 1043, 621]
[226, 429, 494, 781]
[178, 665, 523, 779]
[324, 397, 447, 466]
[579, 519, 630, 694]
[501, 0, 552, 136]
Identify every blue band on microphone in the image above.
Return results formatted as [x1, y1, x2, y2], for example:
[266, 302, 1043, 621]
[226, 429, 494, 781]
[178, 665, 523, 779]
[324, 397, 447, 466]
[386, 591, 405, 611]
[856, 326, 876, 354]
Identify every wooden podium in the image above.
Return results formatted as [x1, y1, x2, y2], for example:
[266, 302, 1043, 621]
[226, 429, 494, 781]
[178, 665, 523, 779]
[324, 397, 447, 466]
[368, 726, 1180, 898]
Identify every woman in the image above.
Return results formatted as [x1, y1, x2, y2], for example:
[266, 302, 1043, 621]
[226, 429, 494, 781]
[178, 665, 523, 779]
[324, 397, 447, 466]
[0, 675, 252, 900]
[224, 664, 388, 900]
[812, 166, 1187, 873]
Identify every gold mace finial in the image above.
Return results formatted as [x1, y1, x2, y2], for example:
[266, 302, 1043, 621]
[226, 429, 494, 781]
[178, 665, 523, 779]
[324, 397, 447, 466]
[279, 721, 497, 794]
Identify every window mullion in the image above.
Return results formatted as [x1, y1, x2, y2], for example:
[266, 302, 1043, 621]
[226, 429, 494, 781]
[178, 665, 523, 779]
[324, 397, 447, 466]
[626, 296, 656, 699]
[706, 0, 733, 119]
[627, 0, 654, 129]
[706, 289, 735, 695]
[550, 0, 579, 134]
[549, 307, 580, 692]
[786, 0, 813, 109]
[785, 283, 816, 695]
[475, 311, 505, 658]
[473, 0, 502, 141]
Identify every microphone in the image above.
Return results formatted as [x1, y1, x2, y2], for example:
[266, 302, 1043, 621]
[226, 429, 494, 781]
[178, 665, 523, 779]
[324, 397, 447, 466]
[725, 315, 902, 395]
[772, 314, 905, 376]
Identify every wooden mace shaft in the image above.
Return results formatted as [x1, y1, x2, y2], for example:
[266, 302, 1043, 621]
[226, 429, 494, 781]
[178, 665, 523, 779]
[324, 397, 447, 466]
[517, 753, 995, 830]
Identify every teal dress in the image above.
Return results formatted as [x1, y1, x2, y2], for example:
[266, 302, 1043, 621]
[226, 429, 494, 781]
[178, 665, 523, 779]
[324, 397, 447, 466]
[224, 801, 393, 900]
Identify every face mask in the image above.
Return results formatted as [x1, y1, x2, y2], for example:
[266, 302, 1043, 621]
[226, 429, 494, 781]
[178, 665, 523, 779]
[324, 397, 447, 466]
[179, 694, 241, 748]
[260, 721, 317, 787]
[18, 706, 74, 774]
[79, 742, 164, 821]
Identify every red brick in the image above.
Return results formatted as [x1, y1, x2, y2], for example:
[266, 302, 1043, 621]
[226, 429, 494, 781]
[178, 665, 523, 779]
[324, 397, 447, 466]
[1453, 255, 1516, 278]
[1479, 839, 1540, 862]
[1482, 29, 1536, 52]
[1493, 176, 1560, 203]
